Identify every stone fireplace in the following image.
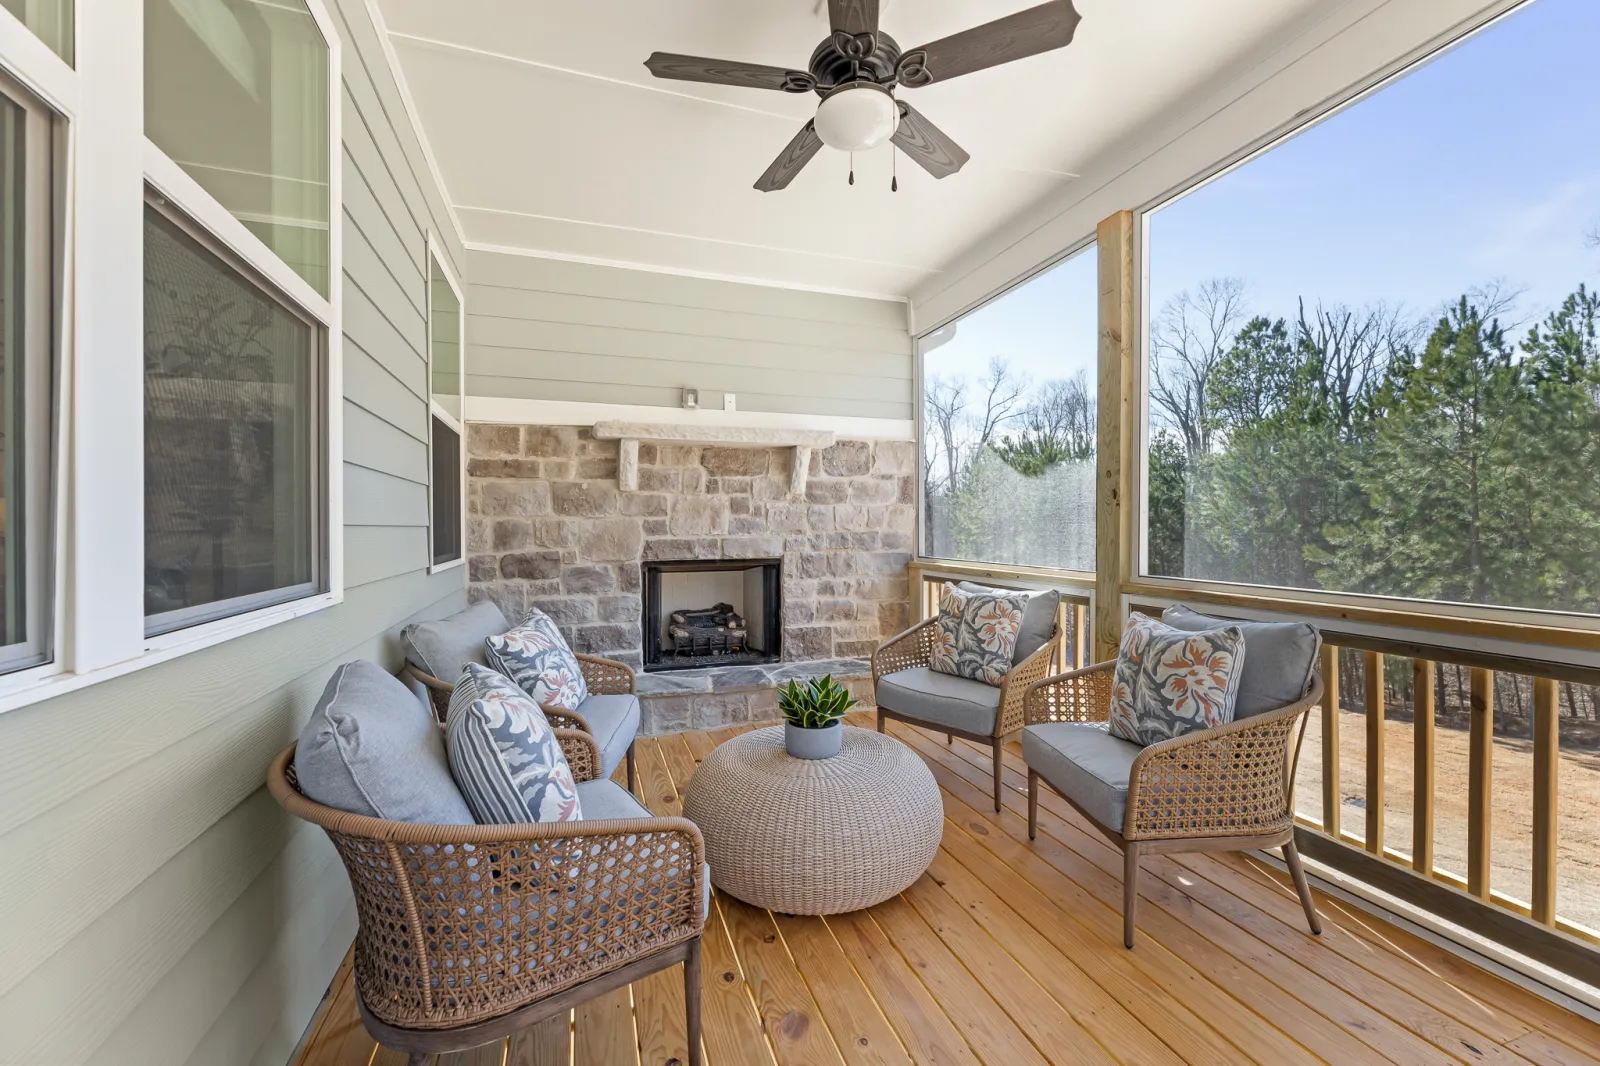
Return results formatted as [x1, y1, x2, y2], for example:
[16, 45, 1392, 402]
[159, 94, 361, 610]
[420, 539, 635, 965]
[464, 423, 915, 733]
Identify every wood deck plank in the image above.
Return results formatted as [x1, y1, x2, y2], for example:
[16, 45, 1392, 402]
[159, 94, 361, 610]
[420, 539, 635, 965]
[655, 733, 776, 1066]
[825, 909, 983, 1066]
[899, 725, 1454, 1064]
[634, 738, 693, 1066]
[293, 721, 1600, 1066]
[953, 730, 1544, 1065]
[771, 911, 913, 1066]
[867, 895, 1056, 1066]
[719, 894, 849, 1066]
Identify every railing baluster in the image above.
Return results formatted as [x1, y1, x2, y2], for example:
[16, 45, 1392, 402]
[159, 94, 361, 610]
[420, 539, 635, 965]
[1366, 651, 1385, 855]
[1468, 667, 1495, 899]
[1533, 676, 1559, 925]
[1321, 644, 1341, 838]
[1412, 659, 1435, 875]
[1074, 603, 1089, 668]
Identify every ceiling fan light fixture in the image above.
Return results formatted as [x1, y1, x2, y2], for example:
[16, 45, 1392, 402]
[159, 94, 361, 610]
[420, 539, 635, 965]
[814, 85, 898, 152]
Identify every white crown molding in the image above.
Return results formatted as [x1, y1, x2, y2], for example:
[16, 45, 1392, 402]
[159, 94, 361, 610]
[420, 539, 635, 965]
[465, 396, 914, 441]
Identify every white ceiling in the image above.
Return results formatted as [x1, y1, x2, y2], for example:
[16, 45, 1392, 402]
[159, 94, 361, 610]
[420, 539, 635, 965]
[374, 0, 1331, 299]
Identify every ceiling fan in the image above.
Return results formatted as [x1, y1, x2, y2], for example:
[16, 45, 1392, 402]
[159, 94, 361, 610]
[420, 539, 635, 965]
[644, 0, 1082, 191]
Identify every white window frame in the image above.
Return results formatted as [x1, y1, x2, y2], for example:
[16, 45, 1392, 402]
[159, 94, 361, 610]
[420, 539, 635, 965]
[425, 232, 465, 574]
[0, 0, 344, 715]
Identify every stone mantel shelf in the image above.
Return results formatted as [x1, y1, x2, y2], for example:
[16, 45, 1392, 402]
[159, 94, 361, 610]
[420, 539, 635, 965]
[591, 420, 833, 496]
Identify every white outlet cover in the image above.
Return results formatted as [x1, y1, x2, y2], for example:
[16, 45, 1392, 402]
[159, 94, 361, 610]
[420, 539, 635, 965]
[723, 393, 737, 411]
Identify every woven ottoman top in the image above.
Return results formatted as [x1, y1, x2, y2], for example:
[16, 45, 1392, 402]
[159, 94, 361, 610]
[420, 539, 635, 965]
[682, 725, 943, 915]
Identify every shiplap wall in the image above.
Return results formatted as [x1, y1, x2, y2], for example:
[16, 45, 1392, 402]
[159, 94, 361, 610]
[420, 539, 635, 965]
[0, 2, 469, 1063]
[465, 249, 915, 421]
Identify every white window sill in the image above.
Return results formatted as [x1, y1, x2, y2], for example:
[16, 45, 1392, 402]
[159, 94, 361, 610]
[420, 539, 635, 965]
[0, 590, 342, 717]
[429, 556, 464, 576]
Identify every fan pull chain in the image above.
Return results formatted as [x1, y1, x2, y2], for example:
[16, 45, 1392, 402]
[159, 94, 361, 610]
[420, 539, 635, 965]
[891, 149, 898, 192]
[848, 151, 854, 186]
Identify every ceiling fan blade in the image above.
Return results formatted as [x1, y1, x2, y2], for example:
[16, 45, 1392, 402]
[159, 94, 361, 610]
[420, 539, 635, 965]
[828, 0, 879, 36]
[891, 102, 969, 179]
[644, 52, 814, 93]
[754, 121, 824, 192]
[897, 1, 1081, 87]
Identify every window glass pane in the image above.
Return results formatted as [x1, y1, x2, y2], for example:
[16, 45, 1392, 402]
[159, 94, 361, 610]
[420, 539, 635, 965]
[0, 84, 50, 673]
[145, 200, 321, 631]
[430, 255, 461, 420]
[145, 0, 330, 295]
[1144, 0, 1600, 616]
[0, 0, 72, 64]
[431, 416, 460, 566]
[921, 245, 1096, 570]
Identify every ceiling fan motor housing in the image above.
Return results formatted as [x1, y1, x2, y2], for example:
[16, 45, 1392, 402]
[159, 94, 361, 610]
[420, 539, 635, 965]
[808, 31, 901, 94]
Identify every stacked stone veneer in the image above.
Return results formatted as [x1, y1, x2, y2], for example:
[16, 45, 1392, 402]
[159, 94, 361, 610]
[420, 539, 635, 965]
[464, 424, 915, 731]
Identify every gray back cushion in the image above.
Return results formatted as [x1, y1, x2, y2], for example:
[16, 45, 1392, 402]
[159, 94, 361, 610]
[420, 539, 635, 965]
[958, 581, 1060, 663]
[294, 660, 475, 824]
[1161, 605, 1322, 718]
[400, 600, 510, 681]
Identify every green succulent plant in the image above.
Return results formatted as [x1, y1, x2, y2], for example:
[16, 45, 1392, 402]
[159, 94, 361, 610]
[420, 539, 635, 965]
[777, 675, 858, 730]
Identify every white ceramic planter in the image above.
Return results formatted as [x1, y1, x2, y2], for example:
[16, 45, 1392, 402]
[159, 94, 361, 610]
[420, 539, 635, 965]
[784, 720, 843, 760]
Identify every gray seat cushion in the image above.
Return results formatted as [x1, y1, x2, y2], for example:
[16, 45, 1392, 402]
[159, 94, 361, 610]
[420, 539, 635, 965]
[575, 779, 710, 917]
[400, 601, 510, 681]
[294, 661, 475, 824]
[1162, 605, 1321, 718]
[575, 694, 641, 779]
[575, 778, 652, 820]
[877, 666, 1002, 735]
[958, 581, 1059, 663]
[1022, 721, 1142, 832]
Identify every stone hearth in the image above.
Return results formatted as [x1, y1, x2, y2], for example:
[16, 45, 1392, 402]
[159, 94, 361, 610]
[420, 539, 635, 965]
[464, 424, 914, 733]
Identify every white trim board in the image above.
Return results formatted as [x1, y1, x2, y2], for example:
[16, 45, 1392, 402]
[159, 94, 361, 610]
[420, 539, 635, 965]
[465, 396, 913, 441]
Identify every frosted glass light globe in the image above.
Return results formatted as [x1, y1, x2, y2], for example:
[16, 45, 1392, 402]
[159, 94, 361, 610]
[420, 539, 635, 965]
[814, 85, 899, 152]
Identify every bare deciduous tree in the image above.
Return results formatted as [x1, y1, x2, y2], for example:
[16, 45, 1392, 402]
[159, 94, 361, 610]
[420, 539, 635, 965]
[1150, 277, 1246, 456]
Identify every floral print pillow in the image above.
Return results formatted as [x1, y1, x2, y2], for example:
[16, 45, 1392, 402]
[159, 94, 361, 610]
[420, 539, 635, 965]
[928, 583, 1029, 687]
[485, 606, 588, 711]
[1107, 613, 1247, 746]
[447, 663, 582, 823]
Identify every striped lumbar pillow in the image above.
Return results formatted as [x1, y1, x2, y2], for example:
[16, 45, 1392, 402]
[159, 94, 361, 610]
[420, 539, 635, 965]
[446, 663, 582, 824]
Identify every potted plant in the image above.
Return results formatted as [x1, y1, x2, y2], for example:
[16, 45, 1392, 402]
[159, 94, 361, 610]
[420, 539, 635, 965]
[778, 675, 857, 759]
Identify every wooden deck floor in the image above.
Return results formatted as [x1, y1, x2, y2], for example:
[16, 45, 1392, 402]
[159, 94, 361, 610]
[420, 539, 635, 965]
[295, 716, 1600, 1066]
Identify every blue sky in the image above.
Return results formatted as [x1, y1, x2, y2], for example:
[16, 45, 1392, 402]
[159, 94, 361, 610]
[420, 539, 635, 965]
[926, 0, 1600, 393]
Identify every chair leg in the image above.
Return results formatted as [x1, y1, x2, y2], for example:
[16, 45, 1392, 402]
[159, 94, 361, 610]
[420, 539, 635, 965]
[1284, 838, 1322, 936]
[626, 742, 637, 794]
[992, 741, 1004, 812]
[1123, 843, 1141, 949]
[1027, 770, 1039, 840]
[947, 732, 953, 745]
[406, 1053, 428, 1066]
[877, 711, 885, 733]
[685, 937, 704, 1066]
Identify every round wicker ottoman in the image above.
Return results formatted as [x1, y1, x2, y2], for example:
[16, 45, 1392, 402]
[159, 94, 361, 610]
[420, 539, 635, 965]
[681, 725, 943, 915]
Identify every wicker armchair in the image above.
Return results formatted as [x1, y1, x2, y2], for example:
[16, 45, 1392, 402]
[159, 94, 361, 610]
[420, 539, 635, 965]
[1023, 661, 1325, 948]
[872, 617, 1059, 812]
[404, 652, 639, 789]
[268, 736, 705, 1065]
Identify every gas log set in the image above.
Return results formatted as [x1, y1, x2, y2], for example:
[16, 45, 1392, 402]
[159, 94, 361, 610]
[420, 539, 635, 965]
[667, 603, 748, 659]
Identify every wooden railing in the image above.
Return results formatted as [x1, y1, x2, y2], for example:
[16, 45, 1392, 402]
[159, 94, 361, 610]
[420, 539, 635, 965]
[1124, 592, 1600, 978]
[909, 560, 1095, 673]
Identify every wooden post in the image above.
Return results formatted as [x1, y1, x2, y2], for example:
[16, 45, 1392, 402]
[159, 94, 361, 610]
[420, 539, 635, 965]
[1467, 668, 1494, 899]
[908, 564, 926, 622]
[1094, 210, 1135, 663]
[1074, 602, 1089, 669]
[1320, 644, 1340, 838]
[1365, 651, 1385, 855]
[1412, 659, 1435, 875]
[1532, 677, 1559, 925]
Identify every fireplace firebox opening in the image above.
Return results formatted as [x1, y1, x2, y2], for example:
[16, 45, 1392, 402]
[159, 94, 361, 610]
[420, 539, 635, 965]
[642, 558, 782, 672]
